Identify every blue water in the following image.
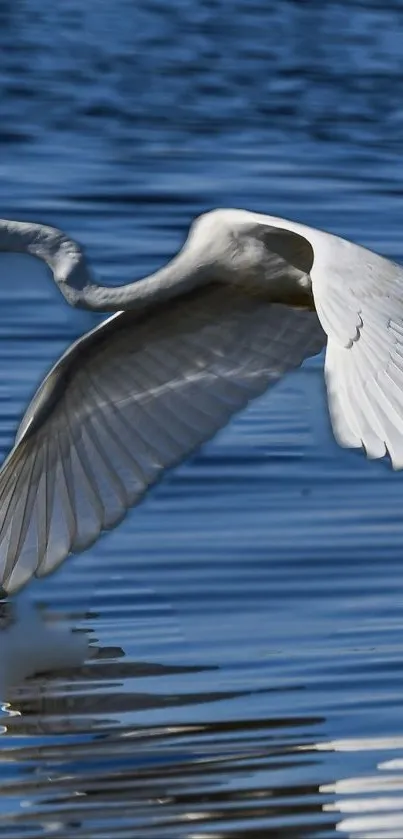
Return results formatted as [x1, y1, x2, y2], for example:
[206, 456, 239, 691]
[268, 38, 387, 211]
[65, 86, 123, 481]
[1, 1, 403, 836]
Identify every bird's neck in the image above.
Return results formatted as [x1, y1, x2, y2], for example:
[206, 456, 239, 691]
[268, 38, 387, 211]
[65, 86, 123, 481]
[0, 219, 93, 307]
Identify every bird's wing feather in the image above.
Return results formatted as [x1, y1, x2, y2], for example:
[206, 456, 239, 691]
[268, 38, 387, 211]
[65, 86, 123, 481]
[0, 282, 324, 593]
[309, 232, 403, 468]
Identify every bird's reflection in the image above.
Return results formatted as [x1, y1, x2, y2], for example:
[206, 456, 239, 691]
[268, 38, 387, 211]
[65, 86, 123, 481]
[0, 594, 247, 736]
[0, 596, 91, 706]
[0, 596, 333, 836]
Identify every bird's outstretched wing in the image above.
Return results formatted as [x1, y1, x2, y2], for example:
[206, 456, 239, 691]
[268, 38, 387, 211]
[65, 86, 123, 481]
[309, 234, 403, 469]
[0, 282, 324, 593]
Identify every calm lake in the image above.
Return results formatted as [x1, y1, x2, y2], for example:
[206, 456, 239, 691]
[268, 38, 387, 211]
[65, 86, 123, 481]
[1, 1, 403, 836]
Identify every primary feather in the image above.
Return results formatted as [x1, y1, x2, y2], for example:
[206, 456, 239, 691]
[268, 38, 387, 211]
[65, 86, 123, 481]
[0, 280, 324, 593]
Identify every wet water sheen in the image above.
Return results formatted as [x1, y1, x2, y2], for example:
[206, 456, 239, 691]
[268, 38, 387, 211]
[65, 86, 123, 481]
[1, 1, 403, 836]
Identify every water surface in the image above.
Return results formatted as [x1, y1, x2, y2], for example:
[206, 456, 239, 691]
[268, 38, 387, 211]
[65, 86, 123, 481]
[1, 1, 403, 836]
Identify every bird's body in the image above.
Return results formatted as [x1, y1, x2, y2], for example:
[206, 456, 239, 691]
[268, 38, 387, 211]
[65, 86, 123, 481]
[0, 208, 402, 595]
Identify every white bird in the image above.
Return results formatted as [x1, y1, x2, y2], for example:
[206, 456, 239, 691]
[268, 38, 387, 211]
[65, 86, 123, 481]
[0, 207, 401, 595]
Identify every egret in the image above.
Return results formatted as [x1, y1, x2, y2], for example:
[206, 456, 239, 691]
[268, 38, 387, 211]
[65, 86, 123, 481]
[0, 208, 401, 594]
